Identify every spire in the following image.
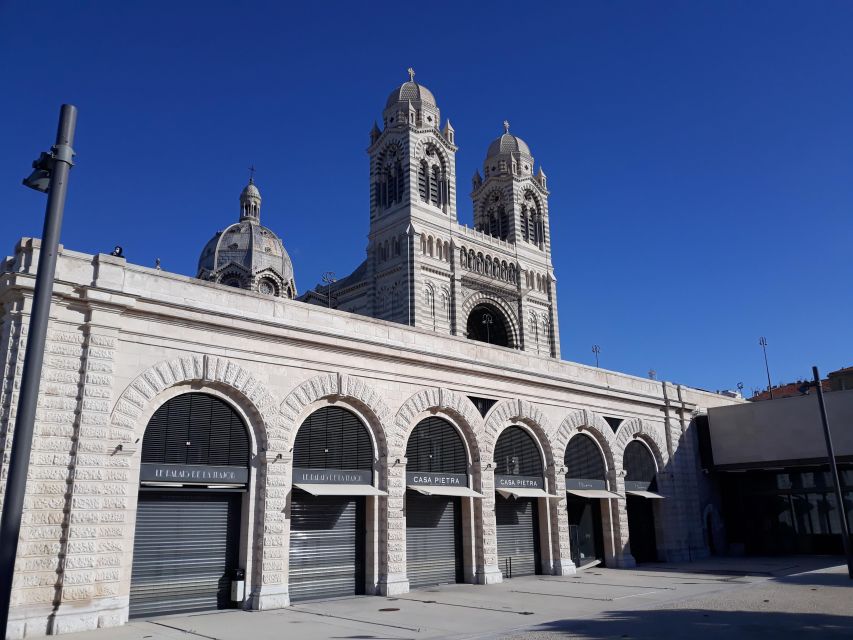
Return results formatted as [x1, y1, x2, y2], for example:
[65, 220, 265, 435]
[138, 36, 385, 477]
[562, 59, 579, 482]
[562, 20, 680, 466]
[370, 120, 381, 144]
[239, 169, 262, 222]
[472, 168, 482, 190]
[442, 118, 454, 143]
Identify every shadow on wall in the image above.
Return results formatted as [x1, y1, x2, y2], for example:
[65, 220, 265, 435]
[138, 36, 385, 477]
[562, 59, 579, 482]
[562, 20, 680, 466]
[507, 608, 853, 639]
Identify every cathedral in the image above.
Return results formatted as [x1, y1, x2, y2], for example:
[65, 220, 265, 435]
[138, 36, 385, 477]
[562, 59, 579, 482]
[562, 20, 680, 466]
[0, 71, 739, 638]
[299, 70, 559, 357]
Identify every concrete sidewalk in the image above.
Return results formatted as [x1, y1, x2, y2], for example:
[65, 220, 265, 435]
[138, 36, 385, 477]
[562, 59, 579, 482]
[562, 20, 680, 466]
[57, 557, 851, 640]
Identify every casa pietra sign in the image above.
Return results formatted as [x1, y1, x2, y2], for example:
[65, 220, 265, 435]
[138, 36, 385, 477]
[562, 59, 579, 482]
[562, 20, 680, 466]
[495, 474, 543, 489]
[140, 463, 248, 485]
[293, 467, 372, 485]
[406, 472, 468, 487]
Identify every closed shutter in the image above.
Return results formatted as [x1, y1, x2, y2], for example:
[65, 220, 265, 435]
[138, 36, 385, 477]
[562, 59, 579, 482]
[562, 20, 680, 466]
[495, 494, 539, 578]
[406, 490, 461, 588]
[130, 491, 239, 618]
[289, 488, 365, 602]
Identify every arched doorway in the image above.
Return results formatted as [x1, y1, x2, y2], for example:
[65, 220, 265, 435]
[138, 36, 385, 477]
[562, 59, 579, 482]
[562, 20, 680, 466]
[288, 406, 385, 602]
[404, 417, 482, 589]
[493, 426, 549, 578]
[564, 434, 618, 568]
[130, 393, 250, 618]
[623, 440, 664, 563]
[466, 303, 511, 347]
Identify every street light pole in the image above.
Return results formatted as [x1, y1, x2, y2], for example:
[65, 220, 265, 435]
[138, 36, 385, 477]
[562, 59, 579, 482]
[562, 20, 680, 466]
[811, 366, 853, 579]
[0, 104, 77, 636]
[759, 337, 773, 399]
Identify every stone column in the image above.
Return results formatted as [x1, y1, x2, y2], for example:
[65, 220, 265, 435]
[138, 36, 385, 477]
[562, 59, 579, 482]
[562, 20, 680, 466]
[604, 469, 635, 568]
[250, 451, 290, 610]
[380, 455, 409, 595]
[49, 306, 128, 635]
[474, 462, 502, 584]
[549, 470, 575, 575]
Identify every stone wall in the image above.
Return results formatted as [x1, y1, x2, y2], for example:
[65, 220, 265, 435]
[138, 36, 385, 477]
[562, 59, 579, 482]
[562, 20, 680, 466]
[0, 239, 740, 638]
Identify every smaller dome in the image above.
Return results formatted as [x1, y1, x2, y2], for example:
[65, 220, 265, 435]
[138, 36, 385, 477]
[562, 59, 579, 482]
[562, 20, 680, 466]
[487, 122, 532, 162]
[241, 181, 260, 200]
[486, 133, 531, 158]
[385, 68, 437, 109]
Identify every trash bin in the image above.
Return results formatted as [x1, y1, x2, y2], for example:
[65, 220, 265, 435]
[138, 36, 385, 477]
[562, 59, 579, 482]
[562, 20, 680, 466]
[231, 568, 246, 602]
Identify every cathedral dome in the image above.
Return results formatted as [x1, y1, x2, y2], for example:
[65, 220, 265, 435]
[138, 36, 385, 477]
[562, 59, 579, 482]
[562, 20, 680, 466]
[485, 122, 532, 160]
[197, 178, 297, 299]
[385, 69, 436, 108]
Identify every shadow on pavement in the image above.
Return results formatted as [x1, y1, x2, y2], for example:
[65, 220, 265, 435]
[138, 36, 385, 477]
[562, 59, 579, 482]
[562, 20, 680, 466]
[516, 608, 853, 639]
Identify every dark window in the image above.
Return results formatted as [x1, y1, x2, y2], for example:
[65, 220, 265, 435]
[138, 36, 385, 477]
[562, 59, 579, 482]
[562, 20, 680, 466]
[293, 406, 373, 470]
[405, 417, 467, 474]
[468, 396, 497, 418]
[141, 393, 249, 467]
[624, 440, 656, 483]
[565, 434, 606, 481]
[467, 303, 510, 348]
[495, 426, 542, 476]
[603, 417, 622, 433]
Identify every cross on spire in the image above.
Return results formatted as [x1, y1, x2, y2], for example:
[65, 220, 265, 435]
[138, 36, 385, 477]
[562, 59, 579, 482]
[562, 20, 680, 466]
[503, 120, 510, 134]
[248, 164, 256, 184]
[407, 67, 416, 82]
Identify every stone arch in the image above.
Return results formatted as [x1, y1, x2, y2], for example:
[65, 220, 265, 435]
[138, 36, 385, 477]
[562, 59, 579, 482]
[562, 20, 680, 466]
[550, 409, 617, 474]
[389, 387, 483, 462]
[460, 292, 520, 349]
[108, 355, 285, 614]
[279, 372, 392, 461]
[110, 354, 284, 448]
[481, 398, 554, 469]
[613, 417, 668, 471]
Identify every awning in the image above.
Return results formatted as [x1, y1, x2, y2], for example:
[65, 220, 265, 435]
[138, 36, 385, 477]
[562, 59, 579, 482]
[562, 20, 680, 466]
[497, 488, 559, 499]
[567, 489, 621, 499]
[625, 490, 665, 499]
[294, 483, 387, 496]
[408, 485, 483, 498]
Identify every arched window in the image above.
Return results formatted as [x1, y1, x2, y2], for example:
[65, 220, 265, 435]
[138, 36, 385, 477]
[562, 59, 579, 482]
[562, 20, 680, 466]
[418, 160, 428, 202]
[142, 393, 249, 467]
[427, 236, 434, 257]
[430, 166, 440, 207]
[444, 241, 450, 261]
[420, 235, 427, 254]
[406, 417, 467, 474]
[564, 434, 606, 481]
[624, 441, 657, 484]
[293, 406, 373, 471]
[424, 284, 435, 321]
[494, 426, 542, 476]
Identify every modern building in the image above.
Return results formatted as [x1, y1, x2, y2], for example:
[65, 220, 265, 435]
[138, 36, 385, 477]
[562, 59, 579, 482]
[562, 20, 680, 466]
[704, 389, 853, 556]
[0, 72, 739, 638]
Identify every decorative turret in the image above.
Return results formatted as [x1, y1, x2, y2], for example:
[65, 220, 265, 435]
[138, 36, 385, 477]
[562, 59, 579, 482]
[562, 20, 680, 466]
[442, 119, 455, 144]
[198, 172, 297, 298]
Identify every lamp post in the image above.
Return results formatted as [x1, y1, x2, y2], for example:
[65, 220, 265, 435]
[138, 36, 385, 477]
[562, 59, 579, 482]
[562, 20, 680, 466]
[592, 344, 600, 368]
[482, 312, 493, 344]
[0, 105, 77, 637]
[759, 337, 773, 399]
[810, 366, 853, 579]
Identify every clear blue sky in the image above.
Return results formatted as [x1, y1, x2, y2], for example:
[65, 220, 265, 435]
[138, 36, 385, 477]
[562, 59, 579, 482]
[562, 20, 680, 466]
[1, 1, 851, 395]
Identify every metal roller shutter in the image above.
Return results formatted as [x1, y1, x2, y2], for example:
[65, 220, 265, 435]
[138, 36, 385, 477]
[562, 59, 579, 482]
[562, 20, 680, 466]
[495, 494, 539, 578]
[129, 491, 240, 618]
[289, 488, 365, 602]
[406, 490, 461, 588]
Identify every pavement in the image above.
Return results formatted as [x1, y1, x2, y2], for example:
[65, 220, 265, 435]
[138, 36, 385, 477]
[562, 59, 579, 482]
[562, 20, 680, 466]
[60, 557, 852, 640]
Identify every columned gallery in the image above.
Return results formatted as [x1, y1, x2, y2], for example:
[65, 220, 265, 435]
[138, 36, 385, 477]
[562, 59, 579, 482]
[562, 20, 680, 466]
[0, 72, 740, 637]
